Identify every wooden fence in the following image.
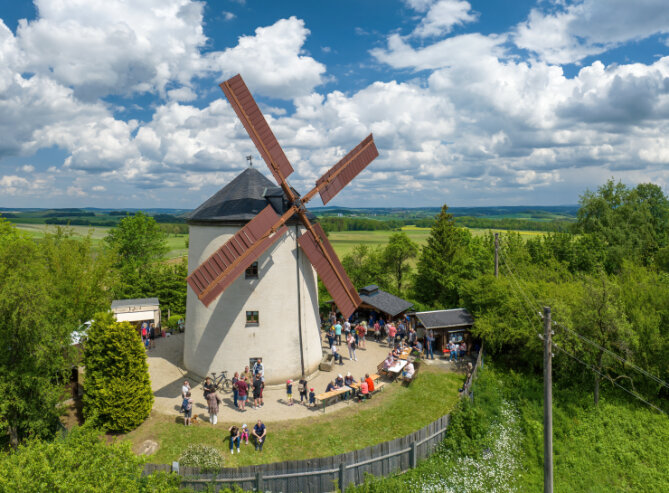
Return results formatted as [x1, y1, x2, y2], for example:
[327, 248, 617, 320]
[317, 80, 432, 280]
[144, 348, 482, 492]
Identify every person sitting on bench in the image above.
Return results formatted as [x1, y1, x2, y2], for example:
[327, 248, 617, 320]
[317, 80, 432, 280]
[357, 377, 369, 400]
[402, 361, 415, 380]
[383, 353, 395, 370]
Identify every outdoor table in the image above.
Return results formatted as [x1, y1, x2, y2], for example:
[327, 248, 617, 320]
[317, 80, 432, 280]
[315, 386, 352, 412]
[398, 348, 412, 360]
[388, 359, 407, 374]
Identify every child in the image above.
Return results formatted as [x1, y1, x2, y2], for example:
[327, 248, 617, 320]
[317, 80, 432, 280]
[286, 379, 293, 405]
[308, 388, 316, 407]
[241, 423, 250, 444]
[181, 391, 193, 426]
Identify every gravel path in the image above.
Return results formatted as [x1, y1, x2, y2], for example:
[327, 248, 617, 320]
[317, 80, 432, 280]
[147, 332, 398, 422]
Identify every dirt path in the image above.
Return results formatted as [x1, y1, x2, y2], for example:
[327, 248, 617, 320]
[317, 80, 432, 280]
[147, 332, 407, 422]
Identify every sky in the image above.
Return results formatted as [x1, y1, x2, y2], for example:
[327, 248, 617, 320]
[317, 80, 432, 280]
[0, 0, 668, 210]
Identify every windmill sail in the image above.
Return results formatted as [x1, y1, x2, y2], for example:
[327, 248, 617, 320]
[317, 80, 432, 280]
[187, 205, 288, 307]
[298, 223, 361, 319]
[220, 75, 294, 184]
[316, 134, 378, 205]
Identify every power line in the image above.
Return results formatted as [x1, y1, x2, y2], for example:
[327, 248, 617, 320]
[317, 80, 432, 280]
[553, 321, 669, 390]
[551, 340, 666, 415]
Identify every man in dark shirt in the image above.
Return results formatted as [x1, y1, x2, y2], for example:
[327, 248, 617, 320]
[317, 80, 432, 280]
[325, 380, 336, 392]
[203, 376, 216, 399]
[253, 420, 267, 451]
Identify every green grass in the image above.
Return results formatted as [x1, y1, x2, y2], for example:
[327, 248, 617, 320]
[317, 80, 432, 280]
[125, 366, 462, 466]
[13, 223, 188, 259]
[352, 365, 669, 492]
[327, 227, 432, 258]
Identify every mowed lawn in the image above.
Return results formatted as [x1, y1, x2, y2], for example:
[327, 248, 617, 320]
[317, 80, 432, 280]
[124, 366, 462, 466]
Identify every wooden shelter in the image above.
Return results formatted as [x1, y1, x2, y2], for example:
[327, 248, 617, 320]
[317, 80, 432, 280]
[111, 298, 161, 327]
[412, 308, 475, 353]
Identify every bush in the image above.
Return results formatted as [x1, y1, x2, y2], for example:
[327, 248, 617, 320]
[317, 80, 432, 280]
[83, 312, 154, 432]
[166, 314, 184, 333]
[178, 444, 225, 472]
[0, 426, 182, 491]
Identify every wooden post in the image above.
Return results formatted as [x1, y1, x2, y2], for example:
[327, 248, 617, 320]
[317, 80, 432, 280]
[494, 232, 499, 278]
[543, 306, 553, 493]
[410, 441, 417, 469]
[339, 462, 346, 492]
[255, 471, 262, 492]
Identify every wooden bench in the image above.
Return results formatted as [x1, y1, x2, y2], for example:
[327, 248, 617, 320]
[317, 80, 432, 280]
[314, 386, 352, 412]
[377, 362, 390, 378]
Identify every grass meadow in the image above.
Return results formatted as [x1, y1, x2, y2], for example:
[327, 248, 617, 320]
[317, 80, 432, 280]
[125, 366, 462, 466]
[13, 222, 542, 262]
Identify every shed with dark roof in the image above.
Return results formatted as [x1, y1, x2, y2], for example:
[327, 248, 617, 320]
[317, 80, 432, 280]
[111, 298, 161, 326]
[413, 308, 475, 353]
[327, 284, 413, 319]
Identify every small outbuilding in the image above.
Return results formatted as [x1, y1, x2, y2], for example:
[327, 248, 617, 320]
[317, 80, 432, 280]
[413, 308, 475, 353]
[111, 298, 161, 328]
[328, 284, 413, 322]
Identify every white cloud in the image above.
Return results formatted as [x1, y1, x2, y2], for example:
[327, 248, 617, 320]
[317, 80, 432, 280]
[20, 164, 35, 173]
[411, 0, 477, 38]
[222, 11, 236, 21]
[207, 16, 326, 99]
[514, 0, 669, 64]
[16, 0, 209, 99]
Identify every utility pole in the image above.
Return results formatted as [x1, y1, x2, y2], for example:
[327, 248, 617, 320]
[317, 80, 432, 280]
[494, 232, 499, 278]
[543, 306, 553, 493]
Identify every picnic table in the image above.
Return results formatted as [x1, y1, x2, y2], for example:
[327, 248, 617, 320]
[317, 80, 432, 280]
[314, 386, 352, 412]
[349, 374, 380, 391]
[387, 359, 407, 375]
[398, 348, 412, 360]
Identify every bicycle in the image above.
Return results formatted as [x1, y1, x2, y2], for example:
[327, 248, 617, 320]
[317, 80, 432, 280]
[207, 370, 232, 392]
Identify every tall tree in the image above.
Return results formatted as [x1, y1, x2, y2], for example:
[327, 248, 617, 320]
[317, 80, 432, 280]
[0, 221, 71, 447]
[382, 232, 418, 294]
[413, 205, 473, 308]
[341, 244, 387, 290]
[83, 312, 154, 432]
[572, 272, 634, 405]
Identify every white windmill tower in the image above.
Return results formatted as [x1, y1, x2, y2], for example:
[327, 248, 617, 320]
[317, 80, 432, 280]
[183, 75, 379, 384]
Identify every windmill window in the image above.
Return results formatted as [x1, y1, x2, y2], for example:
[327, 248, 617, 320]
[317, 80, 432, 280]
[245, 262, 259, 279]
[246, 311, 259, 326]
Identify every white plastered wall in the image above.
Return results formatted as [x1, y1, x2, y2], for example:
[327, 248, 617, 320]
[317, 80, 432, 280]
[184, 223, 322, 384]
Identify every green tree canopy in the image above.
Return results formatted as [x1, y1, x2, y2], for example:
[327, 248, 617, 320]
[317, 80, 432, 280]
[104, 211, 167, 268]
[382, 232, 418, 294]
[83, 313, 154, 432]
[0, 425, 181, 491]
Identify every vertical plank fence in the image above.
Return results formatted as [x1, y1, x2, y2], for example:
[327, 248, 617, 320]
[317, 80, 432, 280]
[145, 348, 483, 492]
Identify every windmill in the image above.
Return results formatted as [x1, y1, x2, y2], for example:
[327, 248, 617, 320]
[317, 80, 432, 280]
[184, 74, 378, 381]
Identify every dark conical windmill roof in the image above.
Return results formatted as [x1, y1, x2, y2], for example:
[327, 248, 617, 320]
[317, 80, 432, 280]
[187, 167, 310, 224]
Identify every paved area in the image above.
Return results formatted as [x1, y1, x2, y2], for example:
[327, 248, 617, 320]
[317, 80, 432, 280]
[147, 332, 403, 423]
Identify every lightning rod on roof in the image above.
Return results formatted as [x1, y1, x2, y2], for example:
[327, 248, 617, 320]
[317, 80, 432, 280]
[247, 155, 253, 167]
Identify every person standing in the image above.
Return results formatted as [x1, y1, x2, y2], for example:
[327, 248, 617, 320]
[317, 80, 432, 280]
[243, 365, 253, 384]
[426, 330, 435, 360]
[358, 322, 367, 349]
[207, 390, 220, 425]
[252, 375, 263, 409]
[149, 323, 156, 349]
[286, 379, 294, 406]
[308, 388, 316, 407]
[298, 378, 308, 405]
[181, 391, 193, 426]
[343, 319, 351, 340]
[373, 321, 381, 342]
[237, 376, 249, 411]
[229, 425, 241, 454]
[346, 332, 357, 361]
[181, 380, 191, 399]
[253, 358, 264, 380]
[203, 376, 216, 399]
[387, 323, 397, 347]
[253, 420, 267, 452]
[334, 320, 342, 345]
[231, 372, 240, 408]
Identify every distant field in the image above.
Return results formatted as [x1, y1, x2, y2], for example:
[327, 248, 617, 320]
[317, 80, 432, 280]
[14, 223, 187, 260]
[13, 222, 542, 262]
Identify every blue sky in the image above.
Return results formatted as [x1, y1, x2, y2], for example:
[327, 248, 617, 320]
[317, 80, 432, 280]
[1, 0, 668, 209]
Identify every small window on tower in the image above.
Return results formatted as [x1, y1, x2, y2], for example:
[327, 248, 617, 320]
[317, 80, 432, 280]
[246, 311, 259, 326]
[245, 261, 258, 279]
